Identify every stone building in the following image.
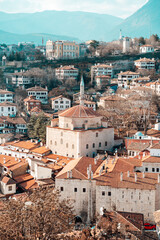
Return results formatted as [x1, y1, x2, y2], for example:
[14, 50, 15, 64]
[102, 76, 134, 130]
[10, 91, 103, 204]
[46, 77, 114, 158]
[56, 156, 160, 223]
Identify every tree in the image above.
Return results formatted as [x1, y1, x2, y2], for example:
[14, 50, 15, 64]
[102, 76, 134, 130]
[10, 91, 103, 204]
[28, 114, 50, 143]
[0, 187, 74, 240]
[139, 37, 145, 45]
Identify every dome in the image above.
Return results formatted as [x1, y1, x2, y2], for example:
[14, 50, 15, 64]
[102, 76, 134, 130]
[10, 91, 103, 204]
[59, 105, 100, 118]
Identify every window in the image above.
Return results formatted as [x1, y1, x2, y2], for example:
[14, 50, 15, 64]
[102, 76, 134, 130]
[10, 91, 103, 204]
[152, 168, 155, 172]
[61, 132, 63, 136]
[157, 168, 159, 172]
[108, 192, 111, 196]
[145, 167, 148, 172]
[72, 144, 74, 149]
[99, 142, 101, 147]
[50, 140, 52, 145]
[105, 142, 107, 146]
[93, 143, 95, 148]
[60, 139, 63, 144]
[60, 187, 64, 191]
[72, 155, 74, 158]
[66, 143, 68, 148]
[74, 188, 77, 192]
[83, 188, 86, 192]
[102, 191, 105, 196]
[8, 186, 12, 191]
[86, 144, 89, 149]
[96, 133, 98, 137]
[55, 141, 57, 146]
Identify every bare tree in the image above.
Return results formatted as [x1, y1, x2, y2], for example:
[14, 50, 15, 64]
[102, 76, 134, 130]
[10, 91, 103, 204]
[0, 186, 74, 240]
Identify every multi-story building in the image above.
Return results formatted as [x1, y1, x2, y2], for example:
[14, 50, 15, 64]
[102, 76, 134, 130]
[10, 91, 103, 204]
[54, 41, 79, 59]
[55, 65, 79, 81]
[56, 156, 160, 223]
[134, 58, 156, 70]
[0, 117, 27, 134]
[12, 72, 33, 88]
[27, 86, 48, 104]
[46, 78, 114, 158]
[24, 95, 41, 112]
[51, 95, 71, 112]
[0, 90, 14, 103]
[46, 40, 79, 60]
[0, 102, 17, 117]
[140, 45, 154, 54]
[95, 75, 111, 88]
[118, 71, 140, 88]
[46, 40, 54, 60]
[91, 63, 113, 84]
[146, 81, 160, 96]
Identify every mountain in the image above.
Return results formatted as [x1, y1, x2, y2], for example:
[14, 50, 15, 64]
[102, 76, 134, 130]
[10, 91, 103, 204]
[111, 0, 160, 40]
[0, 30, 79, 45]
[0, 11, 122, 42]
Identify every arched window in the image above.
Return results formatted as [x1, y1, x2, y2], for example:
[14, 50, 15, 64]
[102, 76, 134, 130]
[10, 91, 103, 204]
[93, 143, 95, 148]
[61, 139, 63, 144]
[72, 144, 74, 149]
[96, 133, 98, 137]
[61, 132, 63, 136]
[55, 141, 57, 146]
[86, 144, 89, 149]
[66, 143, 68, 148]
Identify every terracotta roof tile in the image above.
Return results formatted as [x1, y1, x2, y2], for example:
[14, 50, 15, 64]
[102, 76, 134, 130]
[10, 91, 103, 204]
[59, 105, 100, 118]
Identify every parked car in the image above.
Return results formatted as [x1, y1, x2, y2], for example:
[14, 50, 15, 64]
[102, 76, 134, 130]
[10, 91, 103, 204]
[144, 223, 156, 230]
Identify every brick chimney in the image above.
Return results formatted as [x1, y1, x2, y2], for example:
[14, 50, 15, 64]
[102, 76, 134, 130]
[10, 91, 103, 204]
[135, 173, 137, 182]
[120, 172, 123, 181]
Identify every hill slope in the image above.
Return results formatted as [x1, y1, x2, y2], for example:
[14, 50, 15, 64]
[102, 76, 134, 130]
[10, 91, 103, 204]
[111, 0, 160, 39]
[0, 30, 79, 45]
[0, 10, 122, 42]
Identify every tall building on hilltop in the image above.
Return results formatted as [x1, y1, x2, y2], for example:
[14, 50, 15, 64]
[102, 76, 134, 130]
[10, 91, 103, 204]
[46, 79, 114, 158]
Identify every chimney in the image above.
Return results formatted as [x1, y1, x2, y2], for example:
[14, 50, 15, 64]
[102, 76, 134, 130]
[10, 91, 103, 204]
[3, 157, 6, 164]
[135, 173, 137, 182]
[67, 171, 70, 178]
[120, 172, 123, 181]
[94, 157, 97, 165]
[127, 171, 130, 177]
[143, 172, 145, 178]
[87, 167, 90, 179]
[91, 171, 93, 180]
[70, 170, 72, 179]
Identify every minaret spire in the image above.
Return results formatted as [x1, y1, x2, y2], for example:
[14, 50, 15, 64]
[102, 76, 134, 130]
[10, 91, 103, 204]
[80, 74, 85, 106]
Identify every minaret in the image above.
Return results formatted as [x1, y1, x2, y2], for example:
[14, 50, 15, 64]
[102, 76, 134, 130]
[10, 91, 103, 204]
[80, 75, 85, 106]
[119, 29, 122, 40]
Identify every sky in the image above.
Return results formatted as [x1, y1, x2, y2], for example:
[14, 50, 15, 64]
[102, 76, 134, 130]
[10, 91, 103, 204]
[0, 0, 148, 18]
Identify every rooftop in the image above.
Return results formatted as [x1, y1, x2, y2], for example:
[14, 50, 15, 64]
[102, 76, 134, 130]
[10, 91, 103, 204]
[27, 86, 48, 92]
[59, 105, 100, 118]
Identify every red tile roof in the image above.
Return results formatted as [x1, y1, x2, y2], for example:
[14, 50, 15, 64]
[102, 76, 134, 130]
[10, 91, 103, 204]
[59, 105, 100, 118]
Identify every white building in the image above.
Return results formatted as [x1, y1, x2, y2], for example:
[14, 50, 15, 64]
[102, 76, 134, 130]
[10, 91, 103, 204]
[0, 89, 14, 103]
[118, 71, 140, 88]
[140, 45, 154, 54]
[56, 156, 160, 223]
[51, 95, 71, 112]
[0, 102, 17, 117]
[46, 78, 114, 158]
[46, 40, 54, 60]
[12, 72, 32, 88]
[134, 58, 156, 70]
[91, 63, 113, 84]
[55, 65, 79, 81]
[27, 86, 48, 104]
[0, 176, 16, 195]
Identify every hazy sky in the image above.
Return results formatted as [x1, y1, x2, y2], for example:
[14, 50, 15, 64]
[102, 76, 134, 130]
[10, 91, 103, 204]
[0, 0, 148, 18]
